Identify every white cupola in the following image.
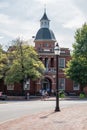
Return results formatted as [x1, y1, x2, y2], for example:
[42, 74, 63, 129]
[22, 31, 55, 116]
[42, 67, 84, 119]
[40, 9, 50, 28]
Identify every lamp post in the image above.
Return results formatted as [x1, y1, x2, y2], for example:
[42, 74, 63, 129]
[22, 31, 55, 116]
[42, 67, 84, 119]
[54, 43, 60, 112]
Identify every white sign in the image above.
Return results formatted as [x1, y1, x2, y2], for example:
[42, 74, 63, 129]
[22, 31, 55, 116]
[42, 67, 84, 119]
[44, 49, 50, 51]
[7, 84, 14, 90]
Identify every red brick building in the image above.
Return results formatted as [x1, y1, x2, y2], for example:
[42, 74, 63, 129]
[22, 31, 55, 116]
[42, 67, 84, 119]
[0, 10, 81, 96]
[33, 10, 80, 95]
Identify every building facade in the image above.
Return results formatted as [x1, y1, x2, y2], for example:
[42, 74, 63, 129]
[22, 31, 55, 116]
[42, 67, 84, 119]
[33, 10, 80, 95]
[0, 10, 81, 96]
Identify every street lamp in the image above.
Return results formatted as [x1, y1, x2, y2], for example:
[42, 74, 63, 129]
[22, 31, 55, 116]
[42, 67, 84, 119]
[54, 42, 60, 112]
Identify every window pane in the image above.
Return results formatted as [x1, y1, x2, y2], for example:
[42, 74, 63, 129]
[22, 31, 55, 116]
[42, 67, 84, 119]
[7, 84, 14, 90]
[73, 82, 79, 90]
[59, 78, 65, 90]
[59, 58, 65, 68]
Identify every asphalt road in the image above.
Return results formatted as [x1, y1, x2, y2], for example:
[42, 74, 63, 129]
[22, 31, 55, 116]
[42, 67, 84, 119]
[0, 99, 87, 124]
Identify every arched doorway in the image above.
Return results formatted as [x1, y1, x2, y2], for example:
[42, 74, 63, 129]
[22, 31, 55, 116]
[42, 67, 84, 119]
[41, 78, 52, 94]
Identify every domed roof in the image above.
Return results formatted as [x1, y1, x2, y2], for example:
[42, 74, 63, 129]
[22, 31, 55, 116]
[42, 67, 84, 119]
[35, 28, 56, 41]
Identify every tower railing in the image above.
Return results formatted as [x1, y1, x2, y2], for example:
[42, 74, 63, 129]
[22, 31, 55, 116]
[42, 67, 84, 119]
[44, 67, 56, 74]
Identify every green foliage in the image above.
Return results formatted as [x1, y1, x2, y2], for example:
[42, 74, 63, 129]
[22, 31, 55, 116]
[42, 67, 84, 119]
[65, 23, 87, 88]
[0, 38, 45, 85]
[79, 93, 85, 98]
[0, 45, 9, 79]
[65, 58, 87, 86]
[59, 90, 66, 98]
[73, 23, 87, 58]
[59, 93, 65, 98]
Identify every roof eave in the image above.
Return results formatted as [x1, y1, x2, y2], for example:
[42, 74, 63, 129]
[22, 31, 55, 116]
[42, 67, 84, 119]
[34, 39, 56, 42]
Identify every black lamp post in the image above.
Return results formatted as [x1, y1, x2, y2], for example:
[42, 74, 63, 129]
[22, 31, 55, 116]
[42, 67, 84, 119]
[54, 43, 60, 112]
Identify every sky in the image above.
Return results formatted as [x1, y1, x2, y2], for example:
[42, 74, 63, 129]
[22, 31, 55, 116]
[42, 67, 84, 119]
[0, 0, 87, 50]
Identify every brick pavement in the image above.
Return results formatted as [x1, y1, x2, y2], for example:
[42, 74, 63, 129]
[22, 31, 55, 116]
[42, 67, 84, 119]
[0, 103, 87, 130]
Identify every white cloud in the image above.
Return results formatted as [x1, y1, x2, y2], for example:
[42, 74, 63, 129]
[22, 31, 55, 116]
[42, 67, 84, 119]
[0, 14, 16, 25]
[62, 3, 86, 29]
[0, 0, 87, 50]
[35, 0, 54, 4]
[0, 17, 39, 45]
[0, 36, 4, 39]
[63, 16, 86, 29]
[0, 2, 9, 8]
[55, 32, 74, 50]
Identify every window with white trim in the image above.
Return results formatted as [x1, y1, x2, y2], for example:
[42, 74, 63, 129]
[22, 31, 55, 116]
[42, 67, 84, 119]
[59, 78, 65, 90]
[59, 58, 65, 68]
[73, 82, 79, 90]
[44, 43, 48, 47]
[24, 79, 30, 90]
[7, 84, 14, 90]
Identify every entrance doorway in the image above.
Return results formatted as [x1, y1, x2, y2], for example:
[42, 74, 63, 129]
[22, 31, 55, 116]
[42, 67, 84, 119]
[41, 78, 52, 93]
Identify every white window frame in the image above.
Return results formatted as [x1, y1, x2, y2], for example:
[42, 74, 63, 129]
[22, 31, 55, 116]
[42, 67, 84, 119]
[24, 79, 30, 90]
[73, 82, 80, 90]
[59, 58, 65, 68]
[59, 78, 65, 90]
[44, 43, 48, 47]
[7, 84, 14, 90]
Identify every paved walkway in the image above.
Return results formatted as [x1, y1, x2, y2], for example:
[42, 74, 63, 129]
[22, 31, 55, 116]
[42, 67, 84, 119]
[6, 95, 86, 102]
[0, 103, 87, 130]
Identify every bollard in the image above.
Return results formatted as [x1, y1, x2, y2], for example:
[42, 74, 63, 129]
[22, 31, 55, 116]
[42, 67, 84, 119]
[27, 92, 30, 100]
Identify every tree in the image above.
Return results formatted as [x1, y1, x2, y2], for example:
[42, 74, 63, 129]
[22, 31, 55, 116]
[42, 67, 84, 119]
[65, 23, 87, 90]
[0, 45, 9, 79]
[1, 39, 45, 94]
[73, 23, 87, 58]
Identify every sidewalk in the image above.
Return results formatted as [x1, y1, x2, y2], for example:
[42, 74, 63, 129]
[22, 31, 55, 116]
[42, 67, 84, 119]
[6, 95, 83, 101]
[0, 103, 87, 130]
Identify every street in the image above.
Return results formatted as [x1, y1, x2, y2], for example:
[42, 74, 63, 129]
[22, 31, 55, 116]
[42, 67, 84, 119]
[0, 99, 87, 124]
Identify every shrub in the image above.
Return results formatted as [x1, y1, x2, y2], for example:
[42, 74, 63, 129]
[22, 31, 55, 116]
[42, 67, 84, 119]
[59, 90, 66, 98]
[59, 93, 65, 98]
[79, 93, 85, 98]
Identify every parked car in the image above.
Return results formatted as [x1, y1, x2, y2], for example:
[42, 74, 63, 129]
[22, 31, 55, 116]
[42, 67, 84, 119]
[0, 92, 7, 100]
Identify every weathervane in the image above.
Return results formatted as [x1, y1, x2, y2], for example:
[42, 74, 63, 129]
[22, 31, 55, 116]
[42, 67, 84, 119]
[44, 4, 46, 13]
